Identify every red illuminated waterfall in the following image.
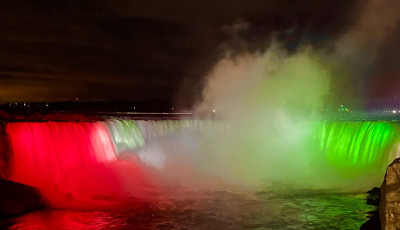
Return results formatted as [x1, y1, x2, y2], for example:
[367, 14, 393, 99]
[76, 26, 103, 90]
[6, 122, 151, 207]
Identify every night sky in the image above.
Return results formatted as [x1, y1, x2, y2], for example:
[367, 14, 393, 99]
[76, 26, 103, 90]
[0, 0, 399, 106]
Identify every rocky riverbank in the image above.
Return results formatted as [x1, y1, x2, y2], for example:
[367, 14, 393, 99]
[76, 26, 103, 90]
[380, 158, 400, 230]
[0, 180, 45, 218]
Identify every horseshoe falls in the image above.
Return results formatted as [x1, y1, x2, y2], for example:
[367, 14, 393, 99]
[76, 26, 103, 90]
[3, 118, 400, 229]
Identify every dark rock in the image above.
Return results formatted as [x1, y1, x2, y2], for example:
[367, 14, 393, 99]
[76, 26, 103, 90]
[366, 187, 381, 207]
[0, 180, 45, 218]
[361, 213, 381, 230]
[380, 158, 400, 230]
[360, 187, 381, 230]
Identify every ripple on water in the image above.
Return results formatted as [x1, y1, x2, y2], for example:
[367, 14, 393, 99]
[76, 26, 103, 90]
[3, 189, 373, 230]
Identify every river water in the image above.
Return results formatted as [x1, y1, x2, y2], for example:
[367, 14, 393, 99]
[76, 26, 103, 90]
[2, 187, 372, 230]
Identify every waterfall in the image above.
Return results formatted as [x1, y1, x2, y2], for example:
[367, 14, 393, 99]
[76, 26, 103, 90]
[105, 120, 145, 154]
[314, 121, 400, 174]
[105, 119, 400, 171]
[3, 119, 400, 202]
[7, 122, 116, 189]
[106, 119, 224, 155]
[5, 122, 151, 207]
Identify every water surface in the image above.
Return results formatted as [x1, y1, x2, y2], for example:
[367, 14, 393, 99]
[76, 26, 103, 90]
[2, 188, 372, 230]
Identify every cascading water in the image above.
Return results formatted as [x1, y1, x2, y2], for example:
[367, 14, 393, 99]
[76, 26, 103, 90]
[312, 121, 400, 189]
[4, 119, 400, 209]
[315, 121, 400, 170]
[6, 122, 151, 207]
[106, 120, 145, 154]
[106, 119, 224, 155]
[3, 118, 397, 229]
[3, 118, 400, 229]
[106, 119, 400, 189]
[7, 122, 116, 187]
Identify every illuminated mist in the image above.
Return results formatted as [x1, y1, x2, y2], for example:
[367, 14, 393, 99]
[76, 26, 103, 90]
[184, 0, 400, 190]
[195, 47, 331, 185]
[4, 0, 400, 211]
[88, 0, 400, 193]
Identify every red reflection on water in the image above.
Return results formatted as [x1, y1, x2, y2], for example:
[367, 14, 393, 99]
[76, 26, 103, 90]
[6, 122, 152, 208]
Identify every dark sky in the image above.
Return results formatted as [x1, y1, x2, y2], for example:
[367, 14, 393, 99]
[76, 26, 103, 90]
[0, 0, 397, 106]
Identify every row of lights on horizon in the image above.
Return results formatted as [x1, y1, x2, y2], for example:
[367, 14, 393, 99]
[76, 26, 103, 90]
[7, 102, 218, 114]
[8, 102, 49, 107]
[169, 108, 216, 113]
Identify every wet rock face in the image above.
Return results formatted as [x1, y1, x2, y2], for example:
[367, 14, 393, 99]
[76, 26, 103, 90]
[380, 158, 400, 230]
[0, 180, 45, 217]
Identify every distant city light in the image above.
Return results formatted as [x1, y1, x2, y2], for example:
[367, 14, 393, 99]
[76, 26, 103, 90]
[392, 110, 397, 114]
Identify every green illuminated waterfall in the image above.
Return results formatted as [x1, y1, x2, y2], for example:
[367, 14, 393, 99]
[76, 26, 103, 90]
[106, 119, 224, 155]
[314, 121, 400, 174]
[106, 120, 145, 153]
[106, 119, 400, 184]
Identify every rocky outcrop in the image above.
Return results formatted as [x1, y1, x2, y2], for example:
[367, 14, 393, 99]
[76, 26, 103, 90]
[360, 187, 381, 230]
[0, 180, 45, 217]
[380, 158, 400, 230]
